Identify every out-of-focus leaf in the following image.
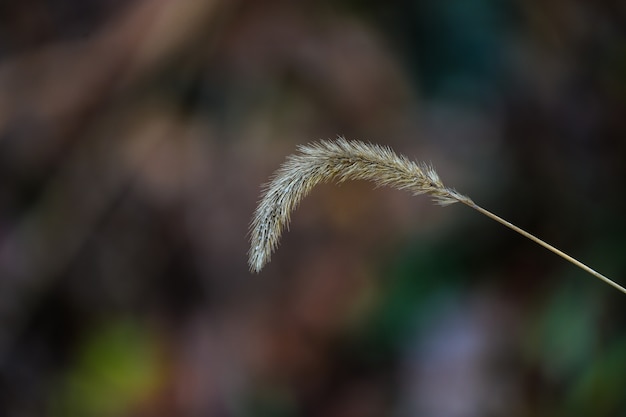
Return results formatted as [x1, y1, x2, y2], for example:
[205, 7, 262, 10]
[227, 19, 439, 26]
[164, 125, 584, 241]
[51, 319, 163, 417]
[566, 336, 626, 416]
[528, 287, 599, 379]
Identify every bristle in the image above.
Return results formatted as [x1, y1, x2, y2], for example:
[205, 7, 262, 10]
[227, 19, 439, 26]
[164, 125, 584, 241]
[248, 138, 471, 272]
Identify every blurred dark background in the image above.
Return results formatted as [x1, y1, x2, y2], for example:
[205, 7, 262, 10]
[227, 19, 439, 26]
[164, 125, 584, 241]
[0, 0, 625, 416]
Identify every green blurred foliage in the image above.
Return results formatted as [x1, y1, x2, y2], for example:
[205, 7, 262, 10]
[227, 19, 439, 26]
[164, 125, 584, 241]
[51, 320, 162, 417]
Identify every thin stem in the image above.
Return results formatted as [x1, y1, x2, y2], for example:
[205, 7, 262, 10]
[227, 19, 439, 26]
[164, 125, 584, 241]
[463, 200, 626, 295]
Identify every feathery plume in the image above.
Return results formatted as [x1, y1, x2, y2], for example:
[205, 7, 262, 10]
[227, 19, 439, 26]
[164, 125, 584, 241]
[248, 138, 471, 272]
[248, 138, 626, 295]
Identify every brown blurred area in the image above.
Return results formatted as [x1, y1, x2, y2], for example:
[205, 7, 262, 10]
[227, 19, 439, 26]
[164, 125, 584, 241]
[0, 0, 625, 416]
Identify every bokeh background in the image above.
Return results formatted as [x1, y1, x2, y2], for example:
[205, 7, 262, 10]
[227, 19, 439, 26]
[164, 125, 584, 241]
[1, 0, 625, 416]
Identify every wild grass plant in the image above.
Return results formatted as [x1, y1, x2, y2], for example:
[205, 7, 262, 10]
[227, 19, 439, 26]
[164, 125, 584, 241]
[248, 138, 625, 295]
